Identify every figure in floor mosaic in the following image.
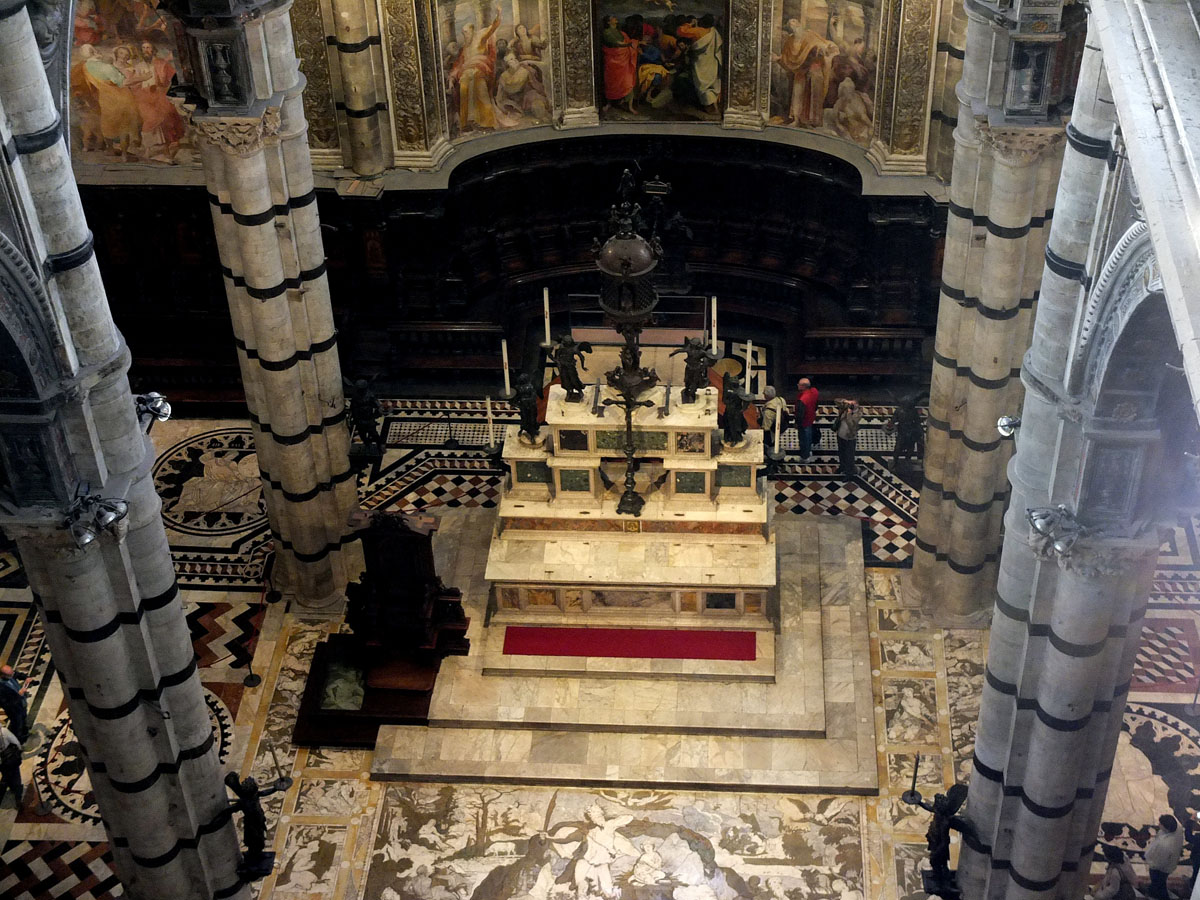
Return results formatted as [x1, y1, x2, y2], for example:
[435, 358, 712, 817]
[365, 786, 863, 900]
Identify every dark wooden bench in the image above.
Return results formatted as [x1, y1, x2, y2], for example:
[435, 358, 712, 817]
[388, 322, 506, 370]
[792, 327, 929, 377]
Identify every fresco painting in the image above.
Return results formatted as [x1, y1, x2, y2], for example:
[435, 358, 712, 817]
[596, 0, 726, 122]
[440, 0, 553, 139]
[70, 0, 193, 164]
[769, 0, 877, 146]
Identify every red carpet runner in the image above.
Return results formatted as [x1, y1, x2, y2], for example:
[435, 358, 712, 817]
[502, 626, 757, 661]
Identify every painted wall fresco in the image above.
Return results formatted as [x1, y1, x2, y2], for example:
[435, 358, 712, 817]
[70, 0, 194, 164]
[439, 0, 553, 139]
[596, 0, 726, 121]
[365, 784, 865, 899]
[768, 0, 878, 146]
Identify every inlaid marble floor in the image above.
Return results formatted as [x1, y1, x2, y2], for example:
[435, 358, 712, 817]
[1, 407, 1200, 900]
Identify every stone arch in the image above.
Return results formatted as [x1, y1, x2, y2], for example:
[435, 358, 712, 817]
[0, 230, 64, 404]
[0, 231, 77, 505]
[1062, 221, 1190, 527]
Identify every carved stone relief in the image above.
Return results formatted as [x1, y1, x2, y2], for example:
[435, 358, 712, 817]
[562, 0, 595, 109]
[728, 0, 761, 112]
[193, 107, 282, 156]
[291, 0, 341, 149]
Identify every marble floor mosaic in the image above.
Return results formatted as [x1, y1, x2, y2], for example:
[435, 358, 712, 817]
[1, 404, 1200, 899]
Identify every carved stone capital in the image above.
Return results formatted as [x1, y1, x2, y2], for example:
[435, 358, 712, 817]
[193, 107, 282, 156]
[1028, 531, 1162, 578]
[978, 123, 1066, 166]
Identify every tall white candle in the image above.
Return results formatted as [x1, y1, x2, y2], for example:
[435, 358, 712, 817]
[543, 288, 551, 344]
[486, 395, 495, 446]
[774, 406, 781, 454]
[711, 296, 718, 354]
[501, 339, 511, 395]
[746, 339, 754, 393]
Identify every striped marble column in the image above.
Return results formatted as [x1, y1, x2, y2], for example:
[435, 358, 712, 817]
[195, 1, 358, 608]
[910, 4, 1066, 621]
[329, 0, 388, 174]
[957, 33, 1138, 900]
[926, 0, 966, 180]
[0, 3, 245, 897]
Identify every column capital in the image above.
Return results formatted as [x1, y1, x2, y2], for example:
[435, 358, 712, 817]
[193, 106, 282, 156]
[1028, 530, 1164, 578]
[978, 123, 1065, 166]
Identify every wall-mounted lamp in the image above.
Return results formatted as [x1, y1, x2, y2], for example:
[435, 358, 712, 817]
[1026, 504, 1087, 557]
[135, 392, 172, 428]
[64, 483, 129, 548]
[997, 415, 1022, 438]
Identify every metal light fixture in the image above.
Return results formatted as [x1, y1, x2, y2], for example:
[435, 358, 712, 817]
[997, 415, 1022, 438]
[64, 483, 130, 548]
[136, 392, 172, 424]
[1026, 504, 1086, 558]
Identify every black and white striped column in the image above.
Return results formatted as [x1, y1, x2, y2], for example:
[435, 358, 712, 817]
[958, 31, 1138, 900]
[328, 0, 388, 174]
[910, 0, 1066, 620]
[0, 2, 246, 897]
[195, 1, 358, 607]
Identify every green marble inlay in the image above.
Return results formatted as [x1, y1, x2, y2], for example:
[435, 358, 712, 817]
[558, 429, 589, 451]
[559, 468, 592, 492]
[515, 461, 551, 483]
[675, 471, 707, 494]
[596, 429, 668, 451]
[717, 465, 752, 487]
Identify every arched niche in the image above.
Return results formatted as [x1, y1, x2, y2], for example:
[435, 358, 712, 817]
[1066, 223, 1192, 529]
[0, 232, 78, 506]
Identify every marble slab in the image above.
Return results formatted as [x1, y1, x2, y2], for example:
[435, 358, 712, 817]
[371, 516, 877, 792]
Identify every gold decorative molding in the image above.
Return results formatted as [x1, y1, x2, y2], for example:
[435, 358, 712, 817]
[384, 0, 428, 151]
[727, 0, 762, 115]
[561, 0, 600, 116]
[872, 0, 938, 165]
[292, 0, 341, 149]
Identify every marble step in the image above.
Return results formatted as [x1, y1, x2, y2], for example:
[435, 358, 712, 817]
[371, 722, 878, 794]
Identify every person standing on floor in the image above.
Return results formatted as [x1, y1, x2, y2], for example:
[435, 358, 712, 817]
[1147, 814, 1185, 900]
[795, 377, 819, 461]
[0, 723, 22, 809]
[761, 386, 789, 435]
[834, 398, 863, 477]
[0, 664, 28, 743]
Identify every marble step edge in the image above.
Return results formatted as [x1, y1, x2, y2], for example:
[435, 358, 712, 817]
[426, 716, 822, 739]
[372, 769, 878, 795]
[479, 665, 775, 683]
[486, 611, 778, 631]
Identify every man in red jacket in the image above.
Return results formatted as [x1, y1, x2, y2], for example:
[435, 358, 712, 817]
[796, 377, 819, 461]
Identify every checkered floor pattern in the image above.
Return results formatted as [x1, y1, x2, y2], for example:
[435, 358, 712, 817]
[0, 841, 121, 900]
[1132, 619, 1199, 692]
[773, 467, 918, 564]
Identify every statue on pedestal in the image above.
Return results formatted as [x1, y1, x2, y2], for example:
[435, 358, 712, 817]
[550, 335, 593, 402]
[670, 336, 717, 404]
[515, 373, 542, 444]
[720, 374, 751, 446]
[902, 777, 974, 899]
[225, 772, 292, 880]
[345, 378, 383, 450]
